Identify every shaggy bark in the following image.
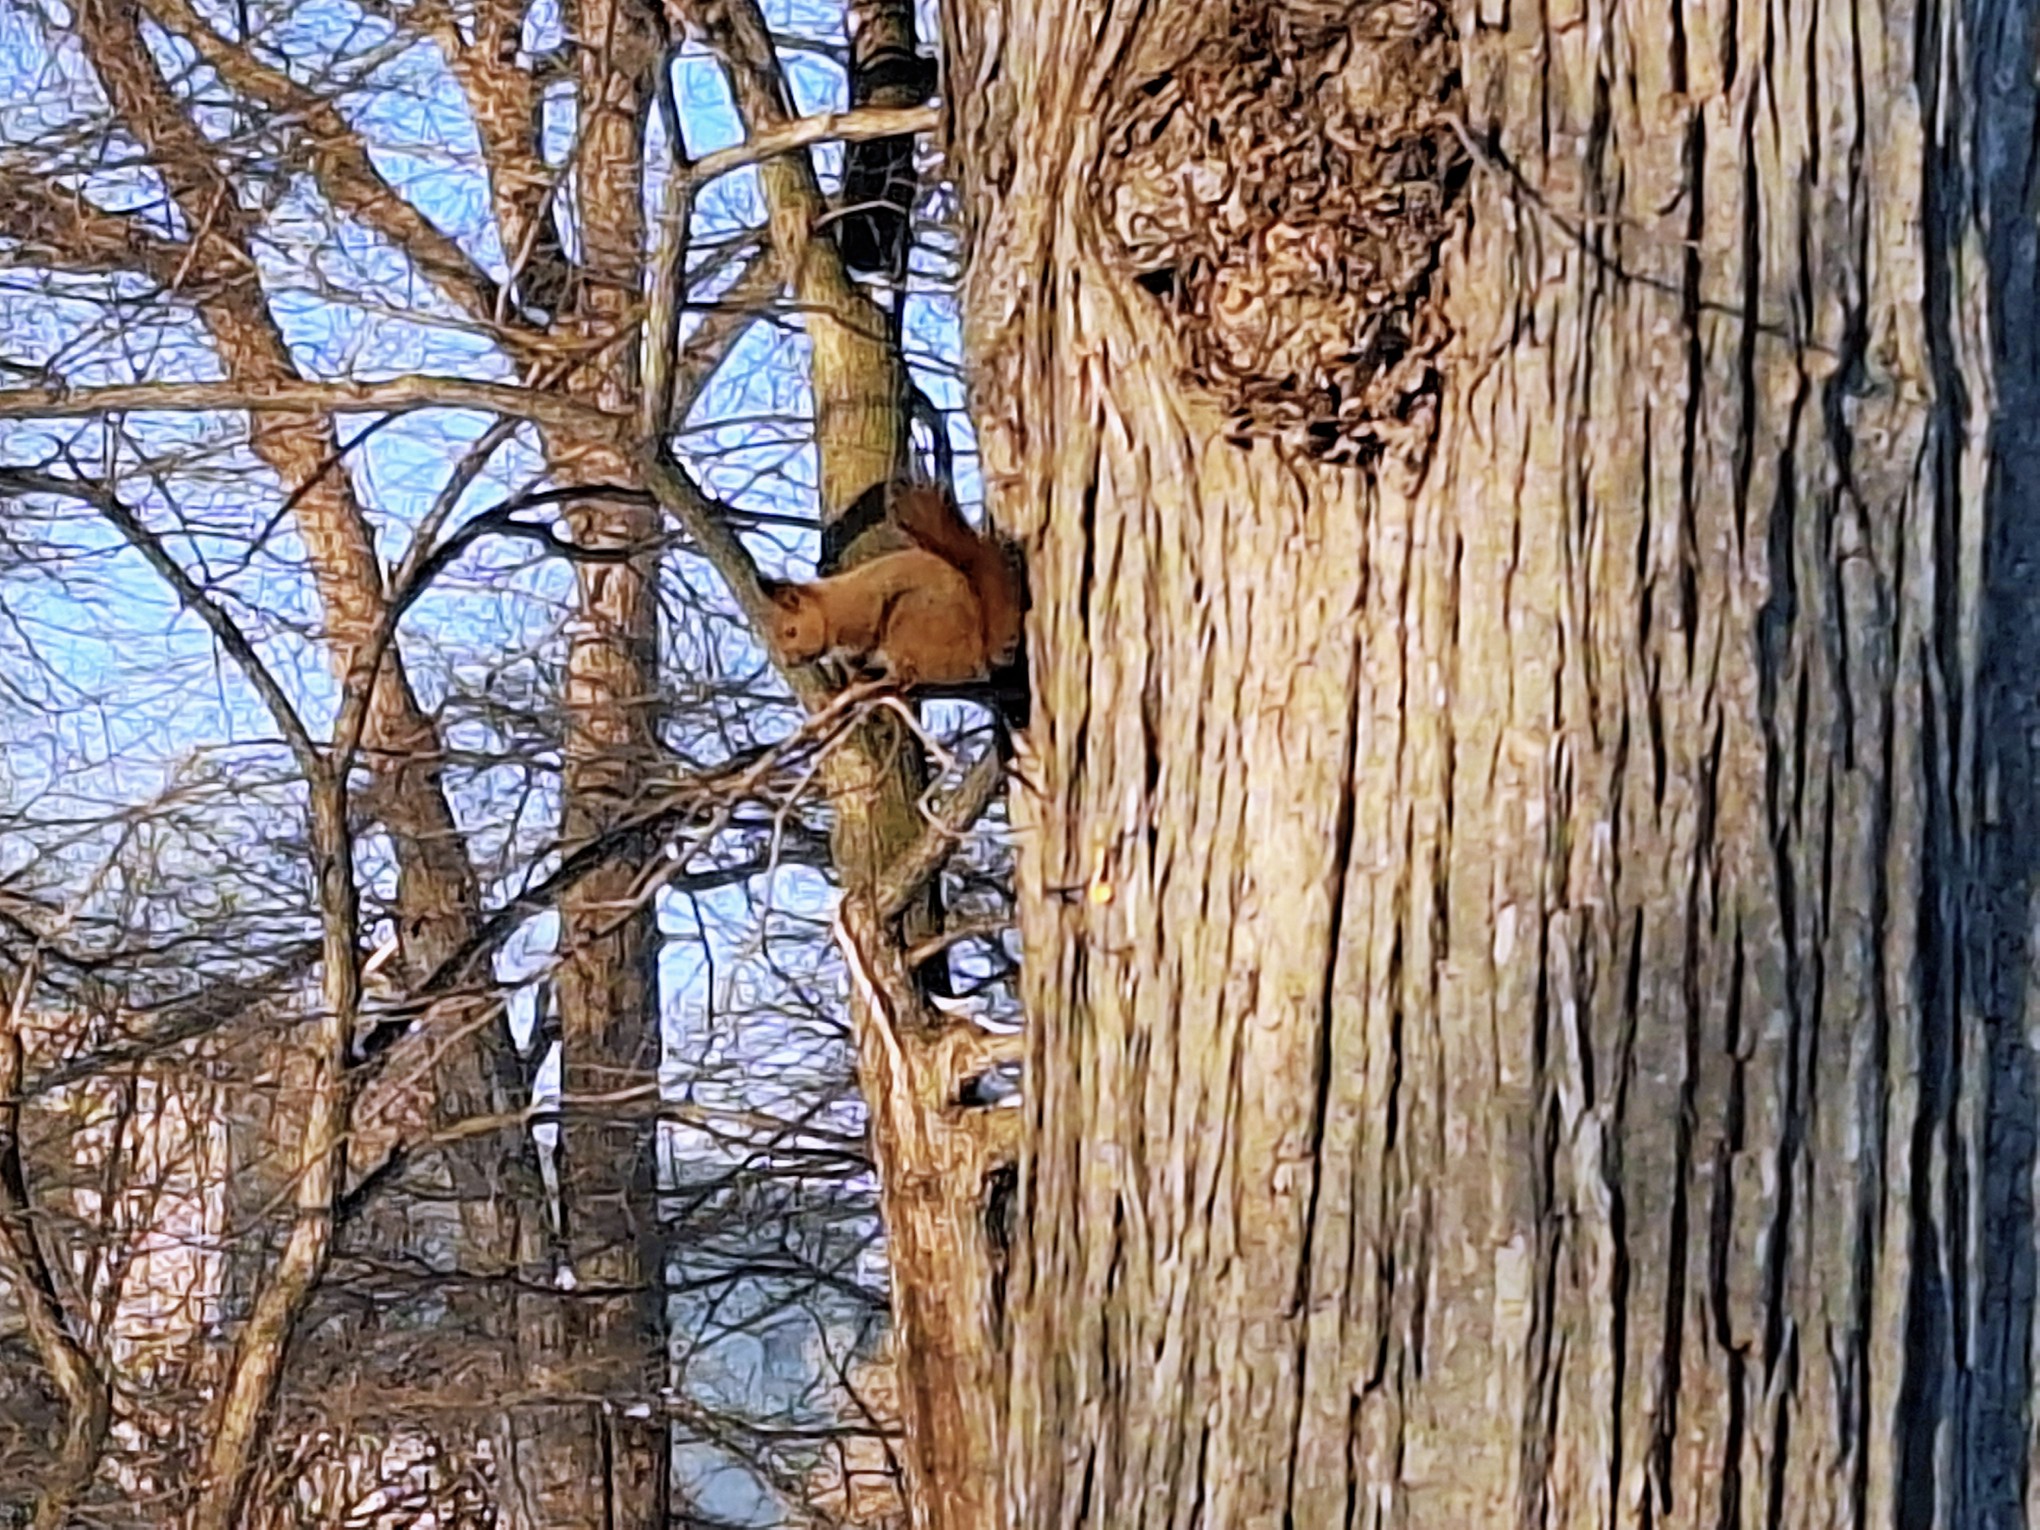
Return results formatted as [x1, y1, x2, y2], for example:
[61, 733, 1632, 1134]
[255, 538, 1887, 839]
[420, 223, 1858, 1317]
[951, 0, 2037, 1522]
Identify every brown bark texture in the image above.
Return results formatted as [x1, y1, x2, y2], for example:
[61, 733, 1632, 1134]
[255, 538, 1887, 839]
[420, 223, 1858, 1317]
[949, 0, 2040, 1523]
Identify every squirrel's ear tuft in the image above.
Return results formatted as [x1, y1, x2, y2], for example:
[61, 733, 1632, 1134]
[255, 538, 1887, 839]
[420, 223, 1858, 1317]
[756, 576, 793, 605]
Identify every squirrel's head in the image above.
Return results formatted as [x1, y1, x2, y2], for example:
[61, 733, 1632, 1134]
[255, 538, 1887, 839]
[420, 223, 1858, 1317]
[758, 579, 827, 662]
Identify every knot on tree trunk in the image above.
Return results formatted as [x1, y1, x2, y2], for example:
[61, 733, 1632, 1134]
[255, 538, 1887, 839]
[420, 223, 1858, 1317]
[1099, 0, 1470, 466]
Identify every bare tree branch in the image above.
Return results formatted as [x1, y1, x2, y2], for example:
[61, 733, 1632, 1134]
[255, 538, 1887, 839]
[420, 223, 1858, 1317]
[21, 941, 324, 1099]
[13, 466, 323, 780]
[876, 751, 1006, 923]
[688, 104, 938, 187]
[673, 241, 783, 420]
[137, 0, 524, 347]
[0, 376, 624, 436]
[0, 166, 215, 287]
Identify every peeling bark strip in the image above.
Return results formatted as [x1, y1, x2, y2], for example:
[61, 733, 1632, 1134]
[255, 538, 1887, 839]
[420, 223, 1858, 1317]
[1097, 2, 1468, 465]
[953, 0, 2038, 1523]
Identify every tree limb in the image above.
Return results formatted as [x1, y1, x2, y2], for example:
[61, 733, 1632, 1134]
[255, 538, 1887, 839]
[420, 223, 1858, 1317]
[688, 103, 938, 186]
[16, 467, 323, 780]
[876, 750, 1006, 922]
[0, 167, 202, 286]
[20, 941, 324, 1099]
[137, 0, 524, 348]
[0, 375, 625, 435]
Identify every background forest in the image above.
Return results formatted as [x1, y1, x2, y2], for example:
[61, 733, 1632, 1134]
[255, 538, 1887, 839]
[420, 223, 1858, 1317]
[0, 0, 992, 1524]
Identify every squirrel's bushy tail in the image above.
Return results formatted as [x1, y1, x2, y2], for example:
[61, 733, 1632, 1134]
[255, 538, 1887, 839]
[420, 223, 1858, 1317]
[892, 485, 1026, 667]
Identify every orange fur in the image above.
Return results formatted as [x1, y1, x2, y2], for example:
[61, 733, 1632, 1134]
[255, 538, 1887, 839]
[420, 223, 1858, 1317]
[889, 485, 1025, 668]
[761, 548, 991, 685]
[761, 485, 1025, 691]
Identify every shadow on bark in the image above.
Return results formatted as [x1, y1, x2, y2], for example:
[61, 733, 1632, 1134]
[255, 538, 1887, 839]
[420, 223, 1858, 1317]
[1902, 0, 2040, 1515]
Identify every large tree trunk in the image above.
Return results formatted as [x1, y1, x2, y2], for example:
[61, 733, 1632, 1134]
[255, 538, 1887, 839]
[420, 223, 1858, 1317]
[953, 0, 2032, 1522]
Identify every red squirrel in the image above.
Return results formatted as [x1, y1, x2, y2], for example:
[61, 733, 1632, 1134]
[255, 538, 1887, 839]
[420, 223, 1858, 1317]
[759, 484, 1024, 688]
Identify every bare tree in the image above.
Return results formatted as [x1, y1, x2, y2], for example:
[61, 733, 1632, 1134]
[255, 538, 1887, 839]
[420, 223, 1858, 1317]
[0, 0, 1021, 1524]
